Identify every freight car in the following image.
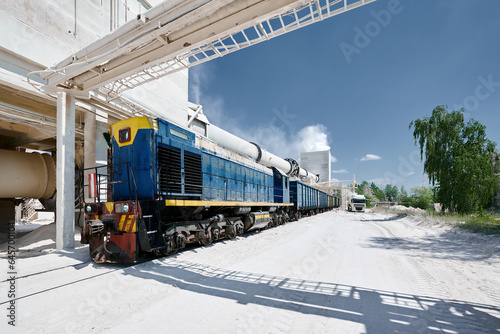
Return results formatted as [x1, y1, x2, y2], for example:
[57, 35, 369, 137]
[289, 180, 336, 219]
[82, 116, 338, 263]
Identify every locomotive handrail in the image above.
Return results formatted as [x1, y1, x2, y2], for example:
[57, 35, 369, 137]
[127, 162, 139, 204]
[81, 162, 138, 203]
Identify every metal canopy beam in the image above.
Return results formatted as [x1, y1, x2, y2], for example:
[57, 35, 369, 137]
[36, 0, 375, 97]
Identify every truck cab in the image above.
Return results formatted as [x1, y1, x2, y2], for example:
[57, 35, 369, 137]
[347, 194, 366, 212]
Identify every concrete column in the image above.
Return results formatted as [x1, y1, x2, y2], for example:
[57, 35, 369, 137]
[341, 187, 348, 211]
[15, 204, 22, 223]
[84, 111, 97, 201]
[56, 92, 75, 250]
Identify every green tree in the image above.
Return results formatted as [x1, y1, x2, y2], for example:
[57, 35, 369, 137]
[399, 185, 408, 202]
[384, 184, 399, 202]
[409, 186, 434, 210]
[356, 181, 370, 195]
[410, 105, 499, 213]
[370, 182, 386, 201]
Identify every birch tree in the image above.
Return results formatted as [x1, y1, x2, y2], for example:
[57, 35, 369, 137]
[410, 105, 499, 213]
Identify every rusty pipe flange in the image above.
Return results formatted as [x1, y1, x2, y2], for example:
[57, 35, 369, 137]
[250, 142, 262, 163]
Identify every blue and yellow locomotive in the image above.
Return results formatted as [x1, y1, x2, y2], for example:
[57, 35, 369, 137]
[82, 116, 338, 263]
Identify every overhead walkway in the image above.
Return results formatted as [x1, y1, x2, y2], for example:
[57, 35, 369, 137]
[34, 0, 375, 97]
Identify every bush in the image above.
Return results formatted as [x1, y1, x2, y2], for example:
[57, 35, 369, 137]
[399, 186, 434, 210]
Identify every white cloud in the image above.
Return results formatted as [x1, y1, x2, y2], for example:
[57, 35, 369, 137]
[246, 122, 333, 162]
[360, 154, 382, 161]
[294, 124, 330, 153]
[332, 169, 349, 174]
[189, 66, 208, 105]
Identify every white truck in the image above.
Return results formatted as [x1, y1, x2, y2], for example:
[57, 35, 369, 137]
[347, 192, 366, 212]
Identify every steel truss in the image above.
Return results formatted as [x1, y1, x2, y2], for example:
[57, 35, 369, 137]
[35, 0, 375, 99]
[105, 0, 375, 95]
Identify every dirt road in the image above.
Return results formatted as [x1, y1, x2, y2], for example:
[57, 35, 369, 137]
[2, 210, 499, 333]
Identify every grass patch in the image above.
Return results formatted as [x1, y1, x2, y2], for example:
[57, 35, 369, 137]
[455, 214, 500, 235]
[373, 206, 500, 235]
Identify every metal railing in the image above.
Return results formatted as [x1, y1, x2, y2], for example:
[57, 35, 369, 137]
[80, 162, 138, 204]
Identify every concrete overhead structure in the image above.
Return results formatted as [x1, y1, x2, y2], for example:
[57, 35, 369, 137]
[300, 150, 332, 183]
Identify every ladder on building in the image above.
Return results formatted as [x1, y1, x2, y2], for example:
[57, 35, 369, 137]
[21, 198, 44, 220]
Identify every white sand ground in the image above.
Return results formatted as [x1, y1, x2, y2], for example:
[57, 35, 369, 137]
[1, 210, 499, 333]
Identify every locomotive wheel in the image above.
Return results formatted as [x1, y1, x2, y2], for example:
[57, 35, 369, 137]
[200, 230, 212, 246]
[155, 247, 177, 257]
[165, 248, 178, 256]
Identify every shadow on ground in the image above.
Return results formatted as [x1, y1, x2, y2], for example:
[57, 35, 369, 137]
[364, 230, 500, 262]
[360, 214, 408, 222]
[124, 259, 500, 334]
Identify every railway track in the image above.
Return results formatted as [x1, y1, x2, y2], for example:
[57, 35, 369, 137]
[0, 256, 140, 306]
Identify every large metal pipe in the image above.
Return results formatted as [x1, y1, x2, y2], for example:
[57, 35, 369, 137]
[207, 125, 319, 183]
[0, 150, 56, 199]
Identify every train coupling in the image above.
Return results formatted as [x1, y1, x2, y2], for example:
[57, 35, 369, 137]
[90, 233, 134, 263]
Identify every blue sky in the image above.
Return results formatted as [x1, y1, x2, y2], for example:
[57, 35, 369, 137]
[188, 0, 500, 192]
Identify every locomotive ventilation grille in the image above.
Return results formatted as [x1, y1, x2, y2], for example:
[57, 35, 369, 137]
[184, 151, 202, 195]
[158, 145, 202, 195]
[159, 145, 181, 194]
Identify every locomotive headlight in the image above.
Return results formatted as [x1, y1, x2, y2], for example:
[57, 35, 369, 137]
[115, 202, 130, 214]
[85, 203, 99, 215]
